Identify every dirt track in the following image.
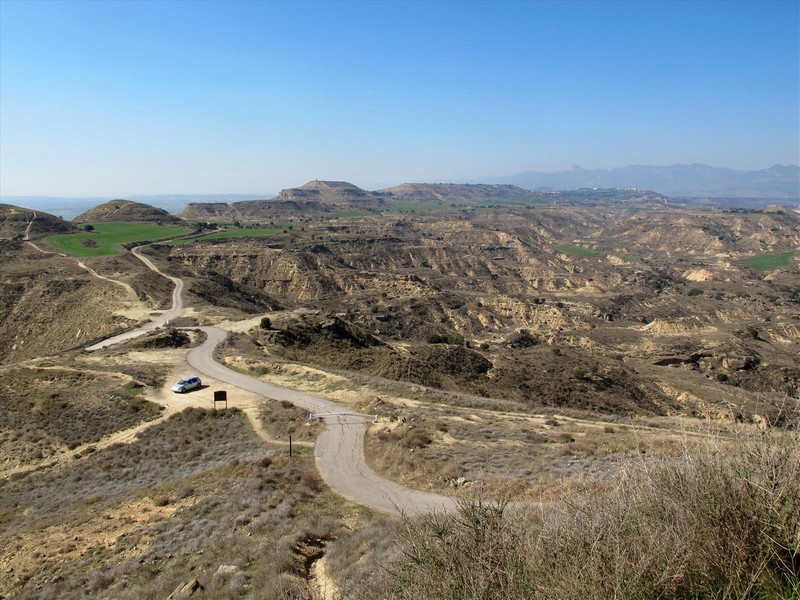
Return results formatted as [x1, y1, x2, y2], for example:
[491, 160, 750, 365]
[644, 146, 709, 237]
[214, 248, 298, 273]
[86, 244, 457, 516]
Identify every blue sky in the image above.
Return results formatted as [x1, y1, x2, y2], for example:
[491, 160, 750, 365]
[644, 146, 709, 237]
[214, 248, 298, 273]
[1, 0, 798, 195]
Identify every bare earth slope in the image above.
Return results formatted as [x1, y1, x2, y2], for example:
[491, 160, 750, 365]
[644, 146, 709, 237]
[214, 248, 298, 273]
[73, 199, 186, 225]
[380, 182, 545, 203]
[0, 204, 77, 239]
[164, 204, 799, 421]
[0, 242, 172, 364]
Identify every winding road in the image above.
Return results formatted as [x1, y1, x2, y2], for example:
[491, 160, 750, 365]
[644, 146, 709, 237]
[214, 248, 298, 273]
[88, 246, 457, 516]
[85, 247, 184, 352]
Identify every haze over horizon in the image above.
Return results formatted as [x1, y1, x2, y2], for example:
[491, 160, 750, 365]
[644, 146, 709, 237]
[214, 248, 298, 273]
[1, 0, 798, 196]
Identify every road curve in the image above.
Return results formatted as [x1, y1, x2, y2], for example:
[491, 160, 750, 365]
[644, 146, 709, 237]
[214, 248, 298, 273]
[187, 327, 457, 516]
[84, 244, 456, 516]
[85, 247, 184, 351]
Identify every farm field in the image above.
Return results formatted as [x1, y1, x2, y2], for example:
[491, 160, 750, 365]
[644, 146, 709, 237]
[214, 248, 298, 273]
[166, 226, 288, 245]
[44, 222, 191, 256]
[739, 251, 796, 271]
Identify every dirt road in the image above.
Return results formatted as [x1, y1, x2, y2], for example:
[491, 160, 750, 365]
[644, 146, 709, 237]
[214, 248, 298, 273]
[85, 247, 184, 351]
[85, 244, 456, 516]
[188, 327, 457, 515]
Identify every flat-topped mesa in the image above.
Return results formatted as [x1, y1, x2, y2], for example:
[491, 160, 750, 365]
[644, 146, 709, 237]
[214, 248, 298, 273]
[276, 180, 386, 206]
[73, 199, 185, 225]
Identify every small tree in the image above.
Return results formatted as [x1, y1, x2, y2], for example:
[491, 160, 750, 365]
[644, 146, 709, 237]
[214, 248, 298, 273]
[83, 224, 94, 232]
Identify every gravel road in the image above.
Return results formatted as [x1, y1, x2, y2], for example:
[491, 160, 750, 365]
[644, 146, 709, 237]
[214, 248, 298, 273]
[86, 245, 456, 516]
[188, 327, 457, 516]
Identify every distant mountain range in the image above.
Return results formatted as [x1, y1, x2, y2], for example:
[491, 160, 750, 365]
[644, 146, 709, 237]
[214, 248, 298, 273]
[480, 164, 800, 200]
[3, 163, 798, 219]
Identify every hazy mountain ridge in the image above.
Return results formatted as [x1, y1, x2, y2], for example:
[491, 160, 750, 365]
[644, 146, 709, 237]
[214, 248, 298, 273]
[481, 163, 800, 200]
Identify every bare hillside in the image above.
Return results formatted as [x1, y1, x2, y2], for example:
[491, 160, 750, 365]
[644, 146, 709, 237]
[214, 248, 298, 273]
[0, 242, 172, 363]
[73, 199, 185, 225]
[162, 204, 799, 421]
[0, 204, 77, 239]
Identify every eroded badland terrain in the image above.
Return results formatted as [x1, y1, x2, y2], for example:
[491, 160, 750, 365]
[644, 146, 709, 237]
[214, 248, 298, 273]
[1, 187, 799, 599]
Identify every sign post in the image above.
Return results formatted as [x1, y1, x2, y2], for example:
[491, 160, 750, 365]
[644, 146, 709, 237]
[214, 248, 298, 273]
[213, 390, 227, 410]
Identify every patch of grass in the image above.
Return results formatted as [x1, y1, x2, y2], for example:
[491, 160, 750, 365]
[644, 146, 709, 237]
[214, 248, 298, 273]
[44, 222, 191, 256]
[617, 253, 641, 263]
[167, 226, 290, 245]
[554, 244, 601, 258]
[386, 201, 451, 213]
[739, 251, 796, 271]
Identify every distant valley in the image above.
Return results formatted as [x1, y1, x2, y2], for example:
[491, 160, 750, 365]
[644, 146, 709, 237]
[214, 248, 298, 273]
[4, 163, 797, 220]
[1, 180, 798, 599]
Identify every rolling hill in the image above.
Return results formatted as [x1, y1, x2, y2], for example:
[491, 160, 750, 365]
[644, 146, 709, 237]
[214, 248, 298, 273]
[0, 204, 78, 240]
[73, 199, 187, 225]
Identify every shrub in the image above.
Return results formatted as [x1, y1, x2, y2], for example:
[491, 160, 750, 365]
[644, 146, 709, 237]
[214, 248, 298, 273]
[427, 333, 465, 345]
[688, 287, 704, 296]
[260, 316, 271, 330]
[353, 431, 800, 599]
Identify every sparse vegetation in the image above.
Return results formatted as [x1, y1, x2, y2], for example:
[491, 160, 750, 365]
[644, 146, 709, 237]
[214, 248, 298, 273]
[3, 198, 800, 599]
[0, 407, 350, 600]
[340, 431, 800, 599]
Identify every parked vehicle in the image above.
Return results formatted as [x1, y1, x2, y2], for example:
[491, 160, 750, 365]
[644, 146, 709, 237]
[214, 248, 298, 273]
[171, 376, 202, 393]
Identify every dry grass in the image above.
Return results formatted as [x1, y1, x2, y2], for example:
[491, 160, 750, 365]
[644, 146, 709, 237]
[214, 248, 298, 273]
[0, 407, 354, 600]
[0, 366, 162, 470]
[363, 402, 730, 498]
[335, 429, 800, 599]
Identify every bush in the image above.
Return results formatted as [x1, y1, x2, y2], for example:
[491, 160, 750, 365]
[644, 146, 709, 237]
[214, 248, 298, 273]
[426, 333, 465, 346]
[260, 316, 271, 330]
[354, 431, 800, 599]
[688, 287, 704, 296]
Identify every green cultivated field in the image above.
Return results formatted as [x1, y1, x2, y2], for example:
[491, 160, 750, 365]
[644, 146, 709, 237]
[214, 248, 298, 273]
[739, 251, 796, 271]
[45, 222, 191, 257]
[554, 244, 601, 258]
[166, 227, 286, 245]
[199, 227, 286, 239]
[387, 201, 450, 213]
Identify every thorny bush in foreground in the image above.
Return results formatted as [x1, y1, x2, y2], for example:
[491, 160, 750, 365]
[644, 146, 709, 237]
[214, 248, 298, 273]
[345, 430, 799, 600]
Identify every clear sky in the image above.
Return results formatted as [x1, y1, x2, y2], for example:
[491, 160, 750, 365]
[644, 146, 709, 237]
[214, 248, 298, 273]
[1, 0, 798, 195]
